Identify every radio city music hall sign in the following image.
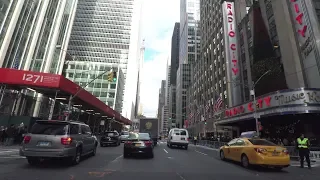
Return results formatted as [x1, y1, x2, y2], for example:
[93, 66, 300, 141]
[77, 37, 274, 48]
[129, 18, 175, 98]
[225, 2, 239, 77]
[222, 1, 242, 105]
[289, 0, 314, 58]
[224, 89, 320, 117]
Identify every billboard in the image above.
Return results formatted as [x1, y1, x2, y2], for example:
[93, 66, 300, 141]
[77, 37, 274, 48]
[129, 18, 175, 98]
[222, 1, 242, 106]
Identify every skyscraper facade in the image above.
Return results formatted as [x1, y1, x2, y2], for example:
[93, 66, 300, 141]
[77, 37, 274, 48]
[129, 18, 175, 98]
[176, 0, 200, 128]
[170, 23, 180, 85]
[157, 80, 166, 134]
[191, 0, 320, 137]
[0, 0, 77, 72]
[0, 0, 78, 118]
[161, 63, 170, 134]
[168, 22, 180, 130]
[65, 0, 143, 119]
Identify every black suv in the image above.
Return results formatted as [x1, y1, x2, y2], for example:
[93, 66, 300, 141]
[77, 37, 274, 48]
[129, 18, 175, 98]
[100, 131, 121, 147]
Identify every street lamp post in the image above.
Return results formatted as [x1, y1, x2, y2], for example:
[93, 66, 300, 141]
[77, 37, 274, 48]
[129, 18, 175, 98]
[250, 70, 271, 137]
[228, 70, 271, 137]
[57, 48, 113, 121]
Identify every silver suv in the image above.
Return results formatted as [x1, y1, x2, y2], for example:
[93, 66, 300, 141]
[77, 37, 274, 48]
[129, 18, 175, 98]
[20, 120, 98, 165]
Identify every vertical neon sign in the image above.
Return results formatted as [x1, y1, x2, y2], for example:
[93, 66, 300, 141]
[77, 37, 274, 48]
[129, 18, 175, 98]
[222, 1, 241, 106]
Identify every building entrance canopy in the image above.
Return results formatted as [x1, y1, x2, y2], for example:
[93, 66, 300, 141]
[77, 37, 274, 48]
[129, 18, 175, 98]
[0, 68, 131, 125]
[215, 88, 320, 125]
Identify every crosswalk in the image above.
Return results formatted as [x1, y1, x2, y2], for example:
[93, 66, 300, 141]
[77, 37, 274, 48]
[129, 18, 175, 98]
[0, 148, 25, 159]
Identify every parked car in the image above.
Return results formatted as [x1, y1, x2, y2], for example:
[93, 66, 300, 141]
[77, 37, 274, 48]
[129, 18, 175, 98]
[123, 132, 154, 158]
[100, 131, 121, 146]
[120, 131, 129, 142]
[20, 120, 98, 165]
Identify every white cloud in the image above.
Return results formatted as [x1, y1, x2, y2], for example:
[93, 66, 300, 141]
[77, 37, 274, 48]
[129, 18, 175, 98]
[140, 0, 179, 117]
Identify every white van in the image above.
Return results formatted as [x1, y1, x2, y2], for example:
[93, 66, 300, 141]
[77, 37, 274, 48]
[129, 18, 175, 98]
[167, 128, 189, 149]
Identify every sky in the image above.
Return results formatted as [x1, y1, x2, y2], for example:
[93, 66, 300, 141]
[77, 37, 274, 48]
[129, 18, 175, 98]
[140, 0, 180, 117]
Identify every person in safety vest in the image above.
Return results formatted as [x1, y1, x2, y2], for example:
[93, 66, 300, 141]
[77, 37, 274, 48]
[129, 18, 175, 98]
[297, 133, 311, 169]
[193, 136, 198, 145]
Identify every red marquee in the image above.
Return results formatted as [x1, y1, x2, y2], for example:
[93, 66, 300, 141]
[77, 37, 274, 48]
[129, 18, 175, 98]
[0, 68, 131, 125]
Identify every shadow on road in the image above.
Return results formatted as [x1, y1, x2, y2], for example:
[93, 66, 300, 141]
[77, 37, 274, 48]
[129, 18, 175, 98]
[221, 159, 289, 174]
[20, 154, 93, 169]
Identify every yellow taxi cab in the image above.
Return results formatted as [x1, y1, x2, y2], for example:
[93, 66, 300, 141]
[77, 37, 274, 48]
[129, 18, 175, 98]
[219, 132, 290, 170]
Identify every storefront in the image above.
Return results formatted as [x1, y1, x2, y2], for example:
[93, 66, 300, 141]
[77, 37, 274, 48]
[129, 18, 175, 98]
[214, 88, 320, 145]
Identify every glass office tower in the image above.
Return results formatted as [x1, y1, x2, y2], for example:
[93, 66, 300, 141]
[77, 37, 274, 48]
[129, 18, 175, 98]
[66, 0, 142, 116]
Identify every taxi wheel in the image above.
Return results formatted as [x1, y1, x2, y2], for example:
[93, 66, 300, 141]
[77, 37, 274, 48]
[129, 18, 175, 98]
[241, 154, 250, 168]
[220, 150, 225, 160]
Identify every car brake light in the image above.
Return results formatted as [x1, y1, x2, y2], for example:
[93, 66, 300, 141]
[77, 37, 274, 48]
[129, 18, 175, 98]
[254, 148, 266, 153]
[61, 137, 72, 145]
[144, 140, 153, 146]
[282, 149, 289, 155]
[23, 136, 31, 144]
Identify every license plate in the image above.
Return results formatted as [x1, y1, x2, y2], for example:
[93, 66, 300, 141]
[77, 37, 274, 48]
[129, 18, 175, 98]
[135, 144, 141, 147]
[272, 152, 279, 156]
[181, 138, 185, 140]
[38, 142, 50, 147]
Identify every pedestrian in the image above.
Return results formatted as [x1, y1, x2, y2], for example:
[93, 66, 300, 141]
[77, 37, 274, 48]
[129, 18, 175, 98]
[193, 135, 198, 145]
[297, 133, 311, 169]
[5, 124, 15, 146]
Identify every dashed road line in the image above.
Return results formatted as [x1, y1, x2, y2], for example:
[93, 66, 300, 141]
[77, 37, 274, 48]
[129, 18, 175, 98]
[111, 155, 123, 162]
[195, 150, 207, 156]
[176, 172, 186, 180]
[163, 149, 168, 153]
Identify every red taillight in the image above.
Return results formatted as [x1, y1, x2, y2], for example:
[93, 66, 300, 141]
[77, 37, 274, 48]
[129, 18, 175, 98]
[61, 137, 72, 145]
[282, 149, 289, 155]
[144, 140, 153, 146]
[254, 148, 267, 153]
[23, 136, 31, 144]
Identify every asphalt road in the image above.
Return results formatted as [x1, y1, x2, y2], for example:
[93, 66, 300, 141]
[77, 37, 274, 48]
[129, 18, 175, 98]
[0, 142, 319, 180]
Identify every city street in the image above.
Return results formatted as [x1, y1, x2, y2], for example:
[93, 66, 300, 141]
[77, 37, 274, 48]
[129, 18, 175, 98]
[0, 142, 319, 180]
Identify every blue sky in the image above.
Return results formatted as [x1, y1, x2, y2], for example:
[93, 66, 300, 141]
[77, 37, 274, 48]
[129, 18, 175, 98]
[144, 49, 160, 62]
[140, 0, 180, 117]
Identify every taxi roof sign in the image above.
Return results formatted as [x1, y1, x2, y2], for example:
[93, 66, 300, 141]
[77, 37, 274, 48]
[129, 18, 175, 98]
[240, 131, 259, 138]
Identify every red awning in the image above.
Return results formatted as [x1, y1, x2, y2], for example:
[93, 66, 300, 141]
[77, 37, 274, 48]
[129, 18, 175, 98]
[0, 68, 131, 125]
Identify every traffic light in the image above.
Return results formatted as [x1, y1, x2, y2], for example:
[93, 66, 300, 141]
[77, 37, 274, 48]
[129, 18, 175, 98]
[204, 120, 207, 125]
[107, 72, 114, 82]
[113, 72, 117, 82]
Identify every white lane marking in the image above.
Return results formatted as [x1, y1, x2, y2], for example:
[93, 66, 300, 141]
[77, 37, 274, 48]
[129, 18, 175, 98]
[0, 156, 25, 159]
[291, 163, 320, 168]
[0, 151, 18, 154]
[195, 150, 207, 156]
[111, 155, 123, 162]
[163, 149, 168, 153]
[176, 173, 186, 180]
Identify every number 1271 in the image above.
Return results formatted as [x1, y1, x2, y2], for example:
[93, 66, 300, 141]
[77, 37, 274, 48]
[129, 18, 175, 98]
[22, 73, 44, 83]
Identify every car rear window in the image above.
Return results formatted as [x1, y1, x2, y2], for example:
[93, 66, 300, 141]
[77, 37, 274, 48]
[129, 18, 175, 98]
[31, 122, 68, 135]
[128, 133, 150, 139]
[173, 129, 187, 136]
[121, 132, 129, 135]
[249, 139, 276, 146]
[105, 132, 117, 137]
[180, 130, 187, 136]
